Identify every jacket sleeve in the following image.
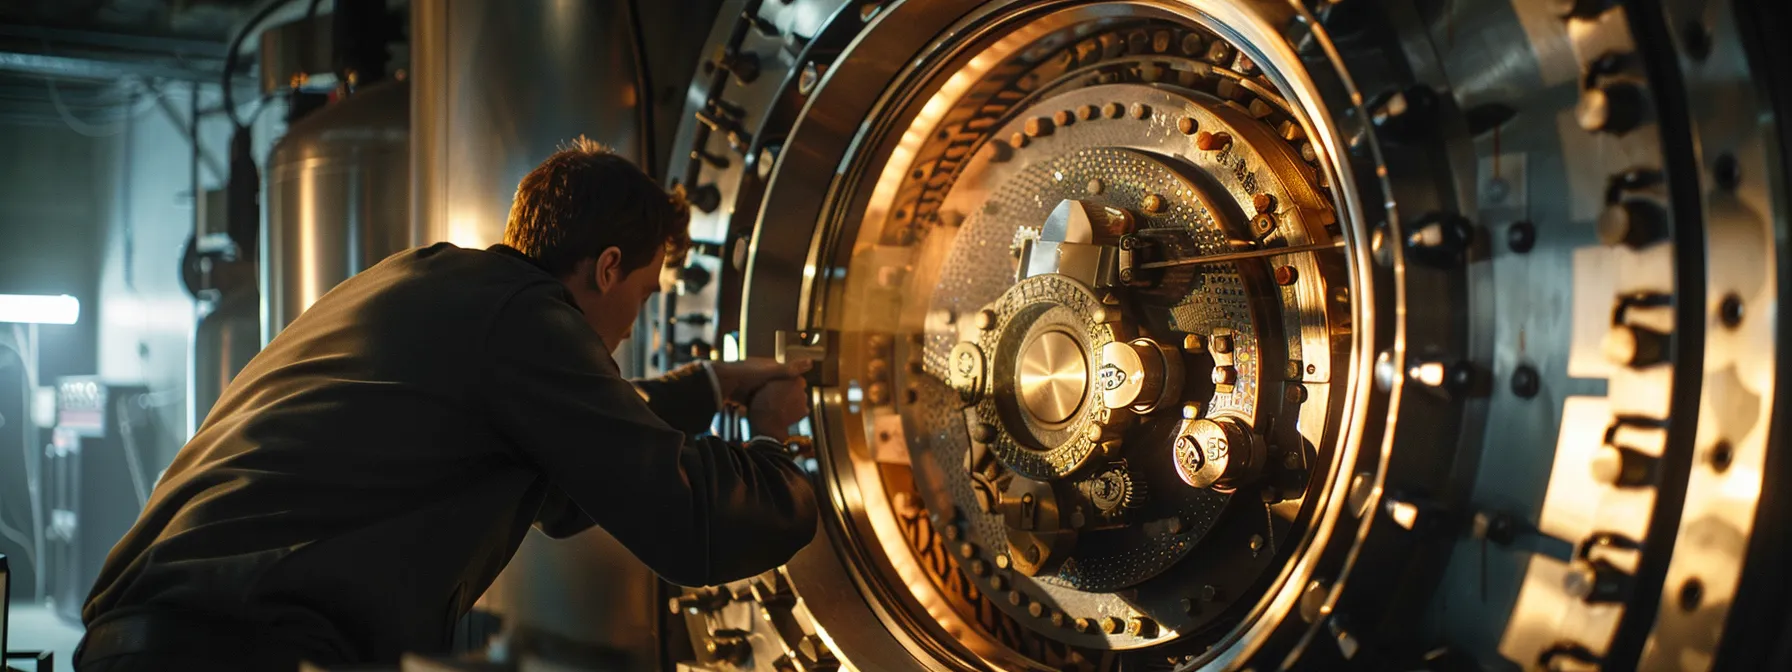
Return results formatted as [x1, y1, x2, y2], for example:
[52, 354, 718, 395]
[486, 282, 818, 585]
[632, 363, 722, 435]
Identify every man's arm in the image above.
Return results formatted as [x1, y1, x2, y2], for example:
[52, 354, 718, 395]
[631, 363, 722, 435]
[485, 283, 818, 585]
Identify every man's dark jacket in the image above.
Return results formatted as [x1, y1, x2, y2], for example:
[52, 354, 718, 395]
[77, 243, 819, 666]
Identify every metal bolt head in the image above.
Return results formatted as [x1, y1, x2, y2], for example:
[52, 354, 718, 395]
[995, 553, 1012, 570]
[1126, 617, 1158, 638]
[990, 574, 1007, 590]
[798, 62, 822, 94]
[1210, 334, 1234, 354]
[1201, 584, 1219, 601]
[958, 542, 976, 558]
[1050, 611, 1068, 627]
[1507, 220, 1537, 253]
[1079, 104, 1099, 120]
[1010, 131, 1029, 148]
[1028, 601, 1045, 618]
[1511, 364, 1541, 398]
[1143, 194, 1166, 213]
[1274, 265, 1298, 285]
[986, 140, 1013, 163]
[1195, 130, 1232, 151]
[1008, 590, 1024, 606]
[1284, 384, 1307, 404]
[1053, 109, 1075, 126]
[1180, 33, 1204, 56]
[1720, 293, 1744, 328]
[1101, 616, 1124, 634]
[1253, 193, 1276, 214]
[975, 309, 998, 330]
[1182, 334, 1206, 353]
[1074, 617, 1094, 633]
[1025, 116, 1054, 137]
[1578, 83, 1644, 134]
[1177, 116, 1198, 135]
[1024, 543, 1041, 563]
[1104, 102, 1125, 118]
[1129, 102, 1151, 120]
[971, 422, 997, 443]
[967, 558, 988, 575]
[1249, 534, 1264, 552]
[1087, 178, 1104, 194]
[1212, 366, 1238, 385]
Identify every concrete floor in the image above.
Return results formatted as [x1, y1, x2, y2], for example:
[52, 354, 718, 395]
[6, 602, 81, 672]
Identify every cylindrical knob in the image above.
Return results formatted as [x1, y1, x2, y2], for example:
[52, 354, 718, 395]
[1174, 418, 1250, 489]
[1563, 560, 1630, 603]
[1097, 340, 1163, 410]
[1577, 83, 1647, 134]
[1603, 325, 1671, 367]
[1592, 444, 1658, 486]
[1597, 199, 1667, 248]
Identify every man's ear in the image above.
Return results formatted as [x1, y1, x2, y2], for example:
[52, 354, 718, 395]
[593, 247, 624, 292]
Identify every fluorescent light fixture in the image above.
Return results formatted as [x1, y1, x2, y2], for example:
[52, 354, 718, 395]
[0, 294, 80, 325]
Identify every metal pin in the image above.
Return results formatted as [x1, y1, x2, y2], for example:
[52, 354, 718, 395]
[1139, 239, 1346, 269]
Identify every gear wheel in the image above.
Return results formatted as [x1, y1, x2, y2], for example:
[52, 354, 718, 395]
[1083, 462, 1145, 518]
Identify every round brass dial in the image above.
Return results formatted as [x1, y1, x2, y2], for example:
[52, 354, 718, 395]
[1016, 330, 1088, 424]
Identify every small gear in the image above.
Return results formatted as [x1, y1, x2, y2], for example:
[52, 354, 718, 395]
[1084, 462, 1146, 516]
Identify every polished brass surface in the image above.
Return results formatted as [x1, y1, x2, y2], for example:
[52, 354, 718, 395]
[1016, 330, 1087, 425]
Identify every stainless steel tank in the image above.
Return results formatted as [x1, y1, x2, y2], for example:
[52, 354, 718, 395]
[262, 78, 410, 343]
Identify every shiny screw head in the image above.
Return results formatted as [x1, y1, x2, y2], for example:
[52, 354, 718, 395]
[1025, 116, 1054, 137]
[1087, 178, 1104, 194]
[1177, 116, 1198, 135]
[1129, 102, 1151, 120]
[1053, 109, 1075, 126]
[1253, 193, 1276, 214]
[1249, 534, 1264, 552]
[1101, 616, 1124, 634]
[1079, 104, 1099, 120]
[1104, 102, 1125, 118]
[1074, 617, 1094, 633]
[1028, 601, 1045, 617]
[1143, 194, 1167, 213]
[995, 553, 1011, 570]
[1008, 590, 1024, 606]
[1274, 265, 1298, 285]
[1010, 131, 1029, 148]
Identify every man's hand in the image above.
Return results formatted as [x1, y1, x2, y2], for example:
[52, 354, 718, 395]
[714, 358, 812, 406]
[748, 378, 810, 442]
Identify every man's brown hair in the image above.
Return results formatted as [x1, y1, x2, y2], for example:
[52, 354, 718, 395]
[503, 137, 691, 280]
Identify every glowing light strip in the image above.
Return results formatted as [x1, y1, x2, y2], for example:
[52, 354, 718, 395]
[0, 294, 80, 325]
